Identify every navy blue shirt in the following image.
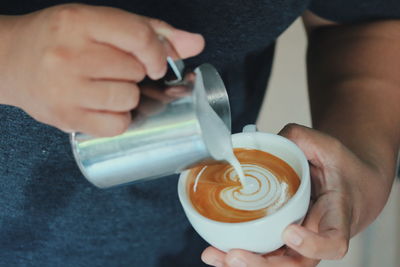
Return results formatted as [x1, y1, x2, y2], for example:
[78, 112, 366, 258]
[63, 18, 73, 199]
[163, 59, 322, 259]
[1, 1, 399, 266]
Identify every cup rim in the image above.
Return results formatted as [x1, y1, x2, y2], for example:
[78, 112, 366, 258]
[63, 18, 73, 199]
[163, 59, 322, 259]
[178, 131, 310, 226]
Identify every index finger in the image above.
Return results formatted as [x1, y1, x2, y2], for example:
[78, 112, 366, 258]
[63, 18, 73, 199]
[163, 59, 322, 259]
[84, 6, 167, 79]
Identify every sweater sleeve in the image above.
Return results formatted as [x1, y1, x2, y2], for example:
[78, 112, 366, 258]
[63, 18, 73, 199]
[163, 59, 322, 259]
[309, 0, 400, 23]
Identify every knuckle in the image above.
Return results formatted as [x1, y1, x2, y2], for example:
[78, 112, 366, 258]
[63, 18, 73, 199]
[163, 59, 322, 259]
[330, 137, 344, 154]
[43, 46, 74, 68]
[50, 4, 84, 31]
[52, 106, 75, 130]
[280, 123, 301, 137]
[136, 24, 156, 49]
[328, 137, 345, 165]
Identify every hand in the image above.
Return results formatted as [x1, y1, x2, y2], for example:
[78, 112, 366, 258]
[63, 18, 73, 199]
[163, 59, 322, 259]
[202, 124, 390, 267]
[0, 4, 204, 136]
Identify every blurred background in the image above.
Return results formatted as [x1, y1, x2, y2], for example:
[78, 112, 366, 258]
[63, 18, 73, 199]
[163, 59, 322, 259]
[256, 19, 400, 267]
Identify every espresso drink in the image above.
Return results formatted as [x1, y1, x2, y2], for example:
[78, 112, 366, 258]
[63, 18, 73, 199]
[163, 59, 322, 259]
[187, 148, 300, 223]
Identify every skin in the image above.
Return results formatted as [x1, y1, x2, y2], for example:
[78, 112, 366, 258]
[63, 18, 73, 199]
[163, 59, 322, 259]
[0, 4, 204, 137]
[0, 4, 399, 267]
[201, 11, 400, 267]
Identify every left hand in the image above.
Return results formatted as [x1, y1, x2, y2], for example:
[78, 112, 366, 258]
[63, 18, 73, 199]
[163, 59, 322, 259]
[201, 124, 390, 267]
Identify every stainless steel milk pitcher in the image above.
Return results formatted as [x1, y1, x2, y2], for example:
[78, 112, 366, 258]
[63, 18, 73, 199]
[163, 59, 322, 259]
[70, 59, 231, 188]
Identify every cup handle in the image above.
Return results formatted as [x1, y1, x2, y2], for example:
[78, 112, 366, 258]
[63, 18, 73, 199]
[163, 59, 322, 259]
[242, 124, 257, 133]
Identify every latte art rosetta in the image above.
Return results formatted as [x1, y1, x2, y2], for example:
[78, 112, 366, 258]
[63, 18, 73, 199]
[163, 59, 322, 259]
[188, 148, 300, 223]
[220, 164, 289, 212]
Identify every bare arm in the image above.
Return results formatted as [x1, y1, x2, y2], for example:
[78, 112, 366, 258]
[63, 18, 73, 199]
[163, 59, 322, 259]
[304, 11, 400, 232]
[202, 12, 400, 267]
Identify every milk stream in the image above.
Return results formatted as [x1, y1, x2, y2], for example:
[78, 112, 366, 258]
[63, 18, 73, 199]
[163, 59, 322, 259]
[195, 68, 247, 189]
[225, 155, 247, 189]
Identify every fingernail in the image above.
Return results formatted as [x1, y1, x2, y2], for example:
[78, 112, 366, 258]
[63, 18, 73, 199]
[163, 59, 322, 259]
[284, 229, 303, 246]
[228, 257, 247, 267]
[156, 28, 172, 37]
[175, 29, 202, 36]
[166, 87, 184, 93]
[165, 87, 186, 96]
[212, 259, 223, 267]
[202, 258, 223, 267]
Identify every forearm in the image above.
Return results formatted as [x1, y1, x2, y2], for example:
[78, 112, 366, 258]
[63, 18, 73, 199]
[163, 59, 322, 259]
[0, 15, 19, 105]
[307, 20, 400, 232]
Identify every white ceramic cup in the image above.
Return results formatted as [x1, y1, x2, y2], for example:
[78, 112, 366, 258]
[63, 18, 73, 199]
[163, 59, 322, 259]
[178, 125, 311, 253]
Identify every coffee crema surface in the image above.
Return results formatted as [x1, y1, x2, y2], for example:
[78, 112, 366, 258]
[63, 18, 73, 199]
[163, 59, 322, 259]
[187, 148, 300, 223]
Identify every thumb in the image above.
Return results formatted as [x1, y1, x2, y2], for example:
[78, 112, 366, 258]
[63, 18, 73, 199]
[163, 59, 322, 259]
[283, 224, 349, 260]
[147, 18, 205, 59]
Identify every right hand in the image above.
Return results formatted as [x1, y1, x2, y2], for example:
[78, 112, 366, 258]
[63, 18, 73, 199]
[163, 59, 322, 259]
[202, 124, 392, 267]
[0, 4, 204, 136]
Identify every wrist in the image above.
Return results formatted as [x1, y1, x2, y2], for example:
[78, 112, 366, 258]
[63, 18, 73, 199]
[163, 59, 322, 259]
[314, 128, 396, 236]
[314, 123, 398, 187]
[350, 158, 394, 236]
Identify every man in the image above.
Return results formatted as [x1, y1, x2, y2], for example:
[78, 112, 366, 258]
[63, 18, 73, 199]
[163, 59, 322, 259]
[0, 1, 399, 266]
